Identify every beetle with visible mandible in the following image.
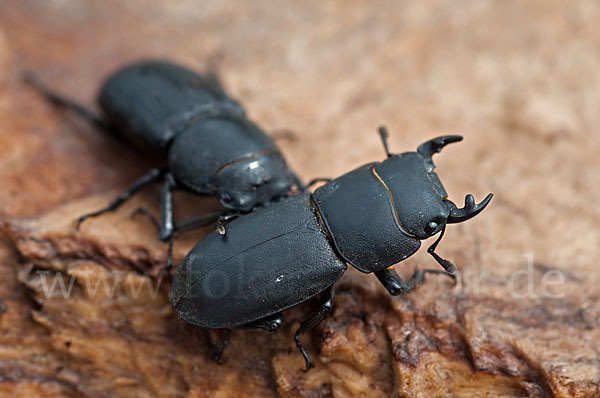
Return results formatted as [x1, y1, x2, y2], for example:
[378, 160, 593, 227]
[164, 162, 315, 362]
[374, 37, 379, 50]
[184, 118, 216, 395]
[171, 127, 493, 370]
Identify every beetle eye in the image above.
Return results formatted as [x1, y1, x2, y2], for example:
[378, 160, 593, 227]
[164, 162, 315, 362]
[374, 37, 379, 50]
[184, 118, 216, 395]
[220, 192, 233, 204]
[425, 221, 438, 234]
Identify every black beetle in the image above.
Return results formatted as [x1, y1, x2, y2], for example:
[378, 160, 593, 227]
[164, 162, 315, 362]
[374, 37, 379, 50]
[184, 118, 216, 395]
[26, 60, 304, 250]
[171, 127, 493, 370]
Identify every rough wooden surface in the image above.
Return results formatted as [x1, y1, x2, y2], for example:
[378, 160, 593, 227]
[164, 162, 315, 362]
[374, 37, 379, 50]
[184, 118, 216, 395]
[1, 1, 599, 397]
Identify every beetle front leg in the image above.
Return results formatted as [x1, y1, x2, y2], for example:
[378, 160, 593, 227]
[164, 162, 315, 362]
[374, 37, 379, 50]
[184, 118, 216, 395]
[76, 168, 165, 229]
[375, 267, 455, 296]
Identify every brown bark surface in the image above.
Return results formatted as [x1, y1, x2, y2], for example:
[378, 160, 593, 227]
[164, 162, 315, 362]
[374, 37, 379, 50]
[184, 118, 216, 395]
[1, 1, 599, 397]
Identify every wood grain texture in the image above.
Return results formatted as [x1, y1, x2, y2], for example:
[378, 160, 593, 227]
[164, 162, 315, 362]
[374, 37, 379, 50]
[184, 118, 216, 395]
[0, 1, 599, 396]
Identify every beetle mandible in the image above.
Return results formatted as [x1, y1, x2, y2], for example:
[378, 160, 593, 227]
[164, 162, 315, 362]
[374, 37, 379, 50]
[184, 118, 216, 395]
[171, 127, 493, 370]
[26, 60, 305, 256]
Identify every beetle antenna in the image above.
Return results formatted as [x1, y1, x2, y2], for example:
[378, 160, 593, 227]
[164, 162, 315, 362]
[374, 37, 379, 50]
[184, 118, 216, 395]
[377, 126, 393, 158]
[426, 227, 457, 273]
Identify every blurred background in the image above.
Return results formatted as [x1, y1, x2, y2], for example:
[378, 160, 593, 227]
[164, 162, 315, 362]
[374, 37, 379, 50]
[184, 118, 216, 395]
[0, 1, 599, 396]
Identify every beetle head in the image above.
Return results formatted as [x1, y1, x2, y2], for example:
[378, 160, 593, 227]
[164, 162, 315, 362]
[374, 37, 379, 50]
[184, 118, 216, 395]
[215, 152, 295, 212]
[376, 127, 492, 272]
[376, 152, 452, 239]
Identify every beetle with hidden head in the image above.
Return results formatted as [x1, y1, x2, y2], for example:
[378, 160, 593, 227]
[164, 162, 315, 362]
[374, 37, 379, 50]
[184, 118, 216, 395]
[25, 60, 306, 267]
[170, 127, 493, 370]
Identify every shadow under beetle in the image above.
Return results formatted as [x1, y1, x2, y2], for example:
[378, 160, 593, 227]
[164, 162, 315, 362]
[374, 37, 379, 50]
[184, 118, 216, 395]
[26, 60, 304, 255]
[171, 127, 493, 370]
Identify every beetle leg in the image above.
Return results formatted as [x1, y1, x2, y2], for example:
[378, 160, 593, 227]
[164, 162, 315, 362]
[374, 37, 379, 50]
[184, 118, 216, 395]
[131, 207, 161, 230]
[294, 285, 335, 371]
[24, 73, 115, 134]
[174, 211, 224, 233]
[213, 329, 231, 364]
[158, 173, 179, 242]
[132, 208, 224, 272]
[212, 314, 283, 366]
[103, 170, 186, 244]
[129, 207, 178, 272]
[163, 233, 176, 271]
[426, 227, 457, 273]
[242, 312, 284, 332]
[215, 212, 241, 236]
[76, 168, 166, 229]
[375, 267, 455, 296]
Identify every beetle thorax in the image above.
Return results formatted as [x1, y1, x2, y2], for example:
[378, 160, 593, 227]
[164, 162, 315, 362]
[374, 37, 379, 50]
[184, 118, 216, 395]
[312, 152, 455, 273]
[167, 116, 286, 195]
